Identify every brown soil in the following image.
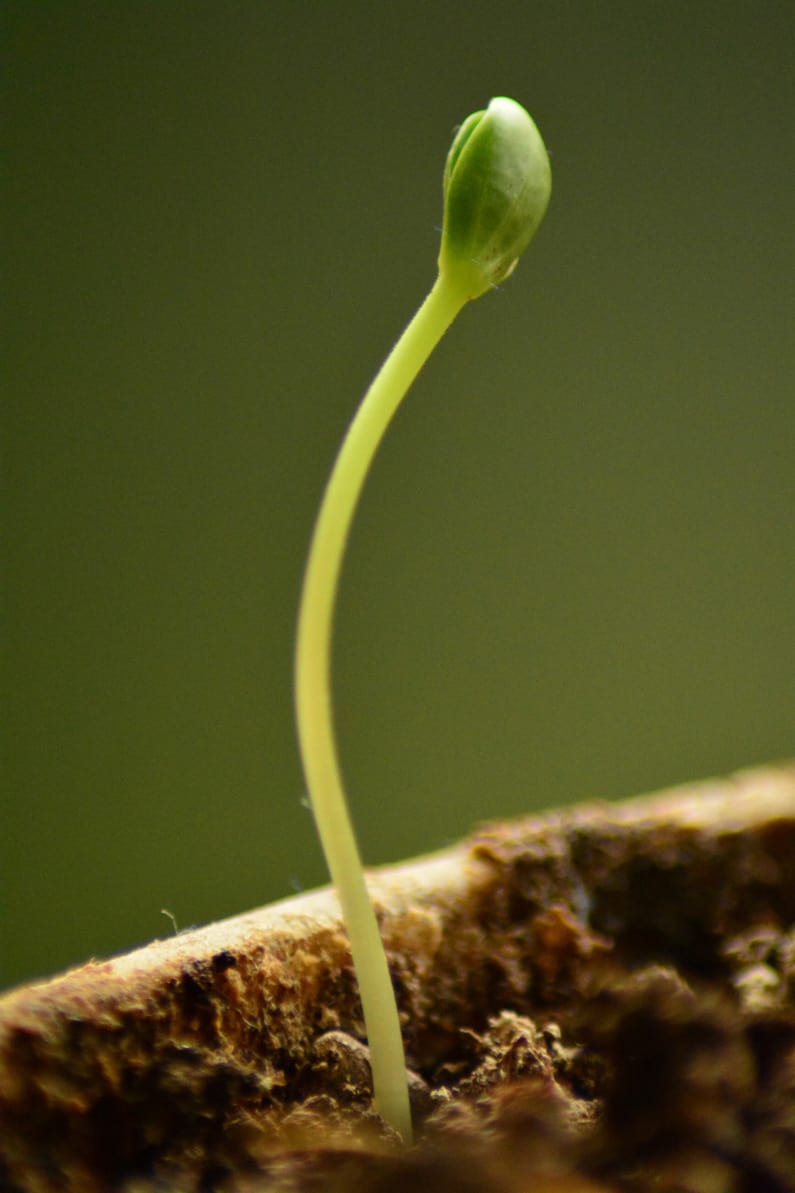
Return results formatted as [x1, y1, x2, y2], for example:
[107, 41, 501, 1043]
[1, 764, 794, 1192]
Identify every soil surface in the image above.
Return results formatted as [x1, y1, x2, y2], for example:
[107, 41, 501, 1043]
[1, 764, 794, 1192]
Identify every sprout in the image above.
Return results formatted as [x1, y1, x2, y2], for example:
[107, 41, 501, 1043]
[439, 96, 552, 298]
[293, 98, 551, 1143]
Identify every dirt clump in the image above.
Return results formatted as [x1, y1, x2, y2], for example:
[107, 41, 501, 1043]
[1, 765, 793, 1192]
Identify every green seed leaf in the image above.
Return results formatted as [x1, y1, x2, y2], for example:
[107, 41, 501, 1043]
[438, 96, 552, 299]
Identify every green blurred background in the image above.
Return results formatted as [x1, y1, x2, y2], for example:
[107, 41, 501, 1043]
[4, 2, 793, 989]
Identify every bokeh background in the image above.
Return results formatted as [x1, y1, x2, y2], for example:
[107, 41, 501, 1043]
[5, 2, 793, 989]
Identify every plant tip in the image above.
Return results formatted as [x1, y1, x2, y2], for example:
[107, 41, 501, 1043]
[438, 96, 551, 300]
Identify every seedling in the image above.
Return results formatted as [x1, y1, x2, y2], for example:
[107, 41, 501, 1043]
[294, 97, 551, 1141]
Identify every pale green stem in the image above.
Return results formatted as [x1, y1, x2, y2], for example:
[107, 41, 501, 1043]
[294, 272, 468, 1141]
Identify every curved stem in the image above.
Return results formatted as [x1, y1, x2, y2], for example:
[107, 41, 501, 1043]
[294, 272, 467, 1141]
